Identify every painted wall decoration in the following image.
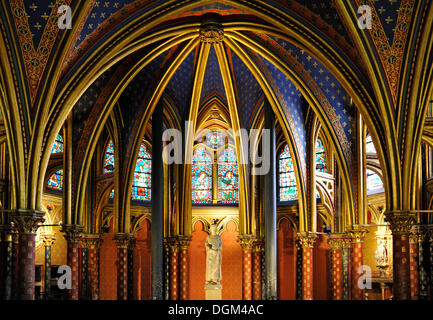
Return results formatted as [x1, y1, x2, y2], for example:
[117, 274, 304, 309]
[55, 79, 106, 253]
[279, 145, 298, 201]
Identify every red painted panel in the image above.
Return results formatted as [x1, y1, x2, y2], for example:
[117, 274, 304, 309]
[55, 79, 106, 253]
[313, 233, 330, 300]
[277, 219, 296, 300]
[99, 222, 117, 300]
[189, 221, 207, 299]
[134, 220, 151, 300]
[220, 221, 242, 300]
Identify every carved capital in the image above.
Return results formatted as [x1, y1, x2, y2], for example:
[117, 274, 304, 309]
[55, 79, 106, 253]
[166, 236, 179, 252]
[63, 224, 83, 244]
[10, 210, 45, 234]
[327, 234, 346, 250]
[42, 233, 56, 247]
[81, 233, 102, 250]
[384, 212, 415, 235]
[113, 233, 130, 249]
[238, 235, 256, 250]
[200, 24, 224, 43]
[296, 232, 317, 249]
[253, 238, 264, 253]
[177, 235, 192, 249]
[128, 236, 136, 250]
[348, 226, 368, 243]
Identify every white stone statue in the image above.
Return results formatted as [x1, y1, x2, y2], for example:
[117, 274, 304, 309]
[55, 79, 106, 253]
[205, 224, 222, 285]
[375, 239, 388, 268]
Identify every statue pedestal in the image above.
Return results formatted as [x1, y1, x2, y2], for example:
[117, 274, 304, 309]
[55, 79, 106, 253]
[205, 283, 222, 300]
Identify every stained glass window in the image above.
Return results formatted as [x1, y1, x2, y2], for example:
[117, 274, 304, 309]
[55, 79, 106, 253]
[109, 189, 114, 199]
[367, 169, 383, 191]
[205, 131, 225, 149]
[104, 140, 114, 174]
[192, 146, 212, 204]
[279, 145, 298, 201]
[217, 148, 239, 204]
[47, 170, 63, 191]
[366, 135, 377, 154]
[315, 137, 327, 173]
[51, 134, 63, 154]
[131, 144, 152, 201]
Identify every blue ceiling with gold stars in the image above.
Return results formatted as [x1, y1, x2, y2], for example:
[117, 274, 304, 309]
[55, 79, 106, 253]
[230, 48, 264, 129]
[371, 0, 402, 45]
[302, 0, 353, 45]
[73, 0, 136, 51]
[22, 0, 57, 49]
[268, 34, 355, 151]
[200, 46, 227, 106]
[164, 47, 198, 117]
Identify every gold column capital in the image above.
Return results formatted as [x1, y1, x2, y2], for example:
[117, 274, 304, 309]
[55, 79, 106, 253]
[296, 232, 318, 248]
[113, 233, 130, 249]
[326, 233, 346, 250]
[10, 210, 45, 234]
[347, 225, 368, 243]
[81, 233, 103, 250]
[384, 211, 415, 235]
[238, 235, 256, 250]
[63, 224, 83, 243]
[42, 233, 56, 247]
[177, 235, 192, 249]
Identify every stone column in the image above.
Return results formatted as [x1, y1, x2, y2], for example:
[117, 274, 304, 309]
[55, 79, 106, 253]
[297, 232, 317, 300]
[239, 235, 255, 300]
[128, 236, 136, 300]
[429, 229, 433, 299]
[409, 229, 420, 300]
[348, 227, 368, 300]
[81, 235, 101, 300]
[42, 233, 56, 299]
[384, 212, 415, 300]
[80, 243, 89, 299]
[151, 103, 164, 300]
[11, 230, 19, 299]
[263, 101, 277, 300]
[63, 225, 83, 300]
[114, 233, 129, 300]
[295, 239, 303, 300]
[418, 228, 428, 300]
[178, 236, 191, 300]
[163, 240, 170, 300]
[341, 237, 351, 300]
[0, 227, 13, 300]
[252, 240, 262, 300]
[327, 235, 344, 300]
[10, 210, 45, 300]
[168, 238, 179, 300]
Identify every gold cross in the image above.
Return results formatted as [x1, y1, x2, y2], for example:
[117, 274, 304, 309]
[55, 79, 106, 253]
[29, 3, 38, 11]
